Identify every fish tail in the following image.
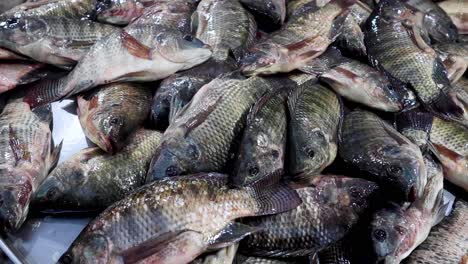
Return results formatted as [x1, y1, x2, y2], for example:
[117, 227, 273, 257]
[23, 77, 68, 108]
[395, 109, 433, 134]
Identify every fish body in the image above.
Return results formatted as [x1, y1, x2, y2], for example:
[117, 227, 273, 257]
[438, 0, 468, 35]
[2, 0, 98, 19]
[147, 75, 273, 182]
[0, 16, 119, 68]
[339, 109, 427, 201]
[0, 97, 60, 231]
[239, 0, 286, 25]
[288, 82, 341, 181]
[0, 62, 46, 94]
[193, 0, 257, 61]
[59, 173, 301, 264]
[33, 129, 162, 211]
[24, 25, 212, 107]
[239, 175, 378, 258]
[77, 83, 151, 154]
[434, 42, 468, 84]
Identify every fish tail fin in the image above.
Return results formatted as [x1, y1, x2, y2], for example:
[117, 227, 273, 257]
[395, 109, 433, 133]
[23, 77, 68, 108]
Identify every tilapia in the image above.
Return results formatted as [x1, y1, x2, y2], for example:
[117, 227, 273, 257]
[95, 0, 162, 25]
[0, 16, 119, 68]
[396, 110, 468, 191]
[33, 129, 162, 212]
[239, 175, 378, 258]
[150, 58, 237, 129]
[233, 92, 287, 187]
[192, 0, 257, 61]
[434, 42, 468, 84]
[239, 0, 286, 25]
[364, 0, 464, 123]
[0, 97, 61, 231]
[404, 199, 468, 264]
[77, 83, 151, 154]
[0, 62, 46, 94]
[438, 0, 468, 34]
[58, 173, 301, 264]
[23, 25, 212, 107]
[147, 75, 273, 182]
[2, 0, 98, 19]
[288, 81, 341, 181]
[241, 0, 355, 76]
[371, 156, 446, 264]
[339, 109, 427, 201]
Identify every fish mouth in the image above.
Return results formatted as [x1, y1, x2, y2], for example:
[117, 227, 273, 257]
[103, 135, 118, 155]
[408, 185, 417, 203]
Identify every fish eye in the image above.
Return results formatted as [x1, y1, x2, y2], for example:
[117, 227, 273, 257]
[373, 229, 387, 242]
[109, 117, 120, 126]
[165, 166, 179, 177]
[6, 18, 18, 26]
[248, 166, 259, 176]
[387, 165, 402, 176]
[304, 146, 315, 158]
[183, 35, 193, 42]
[271, 150, 279, 159]
[349, 187, 361, 198]
[46, 187, 59, 200]
[59, 253, 73, 264]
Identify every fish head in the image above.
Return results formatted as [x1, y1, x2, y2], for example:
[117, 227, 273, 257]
[423, 10, 458, 43]
[33, 172, 69, 209]
[59, 234, 115, 264]
[0, 16, 47, 47]
[291, 129, 333, 177]
[370, 205, 407, 260]
[155, 31, 212, 70]
[97, 114, 127, 154]
[96, 0, 145, 25]
[240, 43, 288, 76]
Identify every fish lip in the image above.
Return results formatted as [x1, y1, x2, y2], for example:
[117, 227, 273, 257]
[408, 185, 417, 202]
[103, 135, 118, 154]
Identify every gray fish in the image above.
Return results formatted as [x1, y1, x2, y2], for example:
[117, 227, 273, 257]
[239, 0, 286, 24]
[58, 173, 301, 264]
[239, 175, 378, 258]
[288, 81, 342, 181]
[33, 129, 162, 212]
[434, 42, 468, 84]
[0, 97, 61, 231]
[2, 0, 98, 19]
[339, 109, 427, 201]
[438, 0, 468, 35]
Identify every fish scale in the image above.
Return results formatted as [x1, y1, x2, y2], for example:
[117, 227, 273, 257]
[3, 0, 98, 18]
[430, 117, 468, 156]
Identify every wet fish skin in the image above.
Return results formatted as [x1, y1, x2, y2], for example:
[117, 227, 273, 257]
[438, 0, 468, 35]
[59, 173, 301, 264]
[0, 16, 119, 68]
[318, 239, 352, 264]
[339, 109, 427, 202]
[23, 25, 212, 107]
[240, 175, 378, 258]
[0, 62, 46, 94]
[288, 82, 341, 181]
[33, 129, 162, 212]
[0, 97, 61, 231]
[147, 75, 273, 182]
[239, 0, 286, 24]
[0, 0, 25, 14]
[2, 0, 98, 19]
[434, 42, 468, 84]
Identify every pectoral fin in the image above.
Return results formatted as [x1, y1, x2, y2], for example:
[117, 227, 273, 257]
[121, 31, 152, 60]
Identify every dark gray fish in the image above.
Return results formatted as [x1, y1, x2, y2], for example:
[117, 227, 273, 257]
[240, 0, 286, 25]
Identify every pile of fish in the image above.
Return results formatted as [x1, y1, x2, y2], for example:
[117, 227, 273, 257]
[0, 0, 466, 263]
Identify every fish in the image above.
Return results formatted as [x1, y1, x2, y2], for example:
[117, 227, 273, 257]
[0, 62, 47, 94]
[434, 42, 468, 84]
[438, 0, 468, 35]
[0, 16, 119, 68]
[364, 0, 465, 124]
[192, 244, 238, 264]
[233, 91, 287, 187]
[1, 0, 98, 19]
[288, 81, 342, 181]
[192, 0, 257, 61]
[95, 0, 163, 25]
[319, 58, 417, 112]
[339, 109, 427, 201]
[241, 0, 355, 76]
[0, 97, 61, 231]
[336, 2, 372, 54]
[150, 58, 237, 129]
[77, 83, 152, 154]
[146, 74, 273, 182]
[23, 25, 212, 107]
[239, 0, 286, 25]
[403, 0, 459, 43]
[370, 155, 446, 264]
[33, 129, 162, 212]
[58, 173, 301, 264]
[396, 110, 468, 191]
[404, 199, 468, 264]
[239, 175, 378, 258]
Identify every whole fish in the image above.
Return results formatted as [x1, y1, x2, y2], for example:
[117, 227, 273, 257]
[192, 244, 238, 264]
[404, 199, 468, 264]
[33, 129, 162, 212]
[147, 75, 273, 182]
[319, 58, 417, 112]
[371, 156, 446, 264]
[364, 0, 465, 123]
[438, 0, 468, 35]
[0, 97, 61, 231]
[239, 0, 286, 25]
[339, 109, 427, 201]
[288, 82, 341, 181]
[239, 175, 378, 258]
[2, 0, 98, 19]
[150, 58, 237, 129]
[95, 0, 162, 25]
[403, 0, 458, 43]
[233, 92, 287, 187]
[0, 16, 119, 68]
[23, 25, 212, 107]
[241, 0, 355, 76]
[434, 42, 468, 84]
[396, 110, 468, 191]
[0, 62, 46, 94]
[77, 83, 151, 154]
[58, 173, 301, 264]
[192, 0, 257, 61]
